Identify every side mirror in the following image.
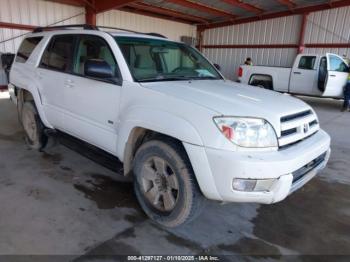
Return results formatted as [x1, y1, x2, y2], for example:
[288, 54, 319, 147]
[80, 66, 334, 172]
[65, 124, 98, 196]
[214, 63, 221, 71]
[85, 59, 114, 79]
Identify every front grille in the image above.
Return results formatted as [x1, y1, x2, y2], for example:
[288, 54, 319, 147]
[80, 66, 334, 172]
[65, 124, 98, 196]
[281, 110, 312, 123]
[279, 109, 319, 148]
[309, 120, 318, 127]
[281, 128, 297, 137]
[292, 152, 327, 183]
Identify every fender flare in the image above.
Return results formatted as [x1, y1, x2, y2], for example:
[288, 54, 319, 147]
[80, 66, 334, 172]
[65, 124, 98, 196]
[17, 84, 53, 129]
[116, 106, 204, 162]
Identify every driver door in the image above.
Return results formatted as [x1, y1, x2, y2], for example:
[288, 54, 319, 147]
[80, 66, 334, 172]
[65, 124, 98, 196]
[63, 34, 122, 154]
[289, 55, 318, 95]
[321, 53, 349, 97]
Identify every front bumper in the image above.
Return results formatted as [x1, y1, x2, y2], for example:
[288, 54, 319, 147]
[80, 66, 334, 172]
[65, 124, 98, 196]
[184, 129, 331, 204]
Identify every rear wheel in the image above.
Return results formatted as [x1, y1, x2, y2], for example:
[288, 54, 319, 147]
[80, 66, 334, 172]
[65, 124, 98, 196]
[133, 138, 204, 228]
[21, 102, 47, 150]
[252, 80, 273, 90]
[249, 75, 273, 90]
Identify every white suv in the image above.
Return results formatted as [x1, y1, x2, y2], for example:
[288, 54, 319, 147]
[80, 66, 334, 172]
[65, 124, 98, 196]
[9, 25, 331, 227]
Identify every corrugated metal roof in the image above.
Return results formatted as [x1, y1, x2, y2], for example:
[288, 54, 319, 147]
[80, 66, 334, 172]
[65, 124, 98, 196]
[246, 0, 286, 11]
[143, 0, 217, 20]
[138, 0, 333, 24]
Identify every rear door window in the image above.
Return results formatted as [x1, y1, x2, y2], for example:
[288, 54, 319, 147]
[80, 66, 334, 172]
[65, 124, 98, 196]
[40, 35, 75, 72]
[16, 37, 43, 63]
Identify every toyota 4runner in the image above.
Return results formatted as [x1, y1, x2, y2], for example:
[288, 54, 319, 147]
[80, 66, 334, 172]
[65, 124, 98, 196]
[9, 25, 331, 227]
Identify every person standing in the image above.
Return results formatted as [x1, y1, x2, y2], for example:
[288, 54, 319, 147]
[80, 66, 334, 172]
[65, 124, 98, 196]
[342, 71, 350, 112]
[244, 57, 253, 66]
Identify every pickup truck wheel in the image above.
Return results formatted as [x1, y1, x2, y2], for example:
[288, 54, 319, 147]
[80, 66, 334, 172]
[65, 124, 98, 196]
[21, 102, 47, 150]
[256, 82, 273, 90]
[251, 79, 273, 90]
[133, 139, 204, 228]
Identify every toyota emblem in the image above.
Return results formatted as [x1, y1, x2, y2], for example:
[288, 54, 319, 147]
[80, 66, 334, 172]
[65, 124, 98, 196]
[303, 123, 309, 133]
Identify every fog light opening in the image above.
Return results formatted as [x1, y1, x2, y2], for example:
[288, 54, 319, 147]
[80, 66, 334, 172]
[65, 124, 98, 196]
[232, 178, 276, 192]
[232, 179, 257, 192]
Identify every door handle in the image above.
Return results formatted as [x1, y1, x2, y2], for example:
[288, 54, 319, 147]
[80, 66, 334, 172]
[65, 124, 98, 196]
[293, 72, 302, 75]
[329, 74, 336, 77]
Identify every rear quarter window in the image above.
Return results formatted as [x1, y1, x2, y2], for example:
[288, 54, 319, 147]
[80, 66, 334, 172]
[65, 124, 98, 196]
[40, 35, 75, 72]
[16, 37, 43, 63]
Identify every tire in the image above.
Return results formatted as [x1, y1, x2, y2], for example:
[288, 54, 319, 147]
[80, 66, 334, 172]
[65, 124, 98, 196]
[21, 101, 48, 150]
[133, 138, 204, 228]
[251, 80, 273, 90]
[258, 82, 273, 90]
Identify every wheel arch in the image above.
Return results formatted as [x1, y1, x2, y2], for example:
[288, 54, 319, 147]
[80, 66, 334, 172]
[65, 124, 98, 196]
[116, 108, 204, 177]
[248, 74, 274, 89]
[16, 86, 53, 128]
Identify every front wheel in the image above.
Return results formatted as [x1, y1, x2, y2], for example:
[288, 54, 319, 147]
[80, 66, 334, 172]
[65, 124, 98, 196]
[133, 138, 204, 228]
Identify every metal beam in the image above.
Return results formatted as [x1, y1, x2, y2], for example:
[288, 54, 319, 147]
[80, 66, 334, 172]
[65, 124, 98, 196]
[86, 6, 96, 25]
[128, 2, 210, 24]
[305, 43, 350, 48]
[277, 0, 296, 9]
[0, 21, 36, 31]
[197, 28, 204, 51]
[199, 0, 350, 30]
[166, 0, 236, 19]
[221, 0, 263, 14]
[95, 0, 140, 13]
[297, 13, 308, 53]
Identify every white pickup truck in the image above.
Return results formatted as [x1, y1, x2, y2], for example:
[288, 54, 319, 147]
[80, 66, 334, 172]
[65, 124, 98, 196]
[9, 25, 330, 227]
[238, 53, 349, 98]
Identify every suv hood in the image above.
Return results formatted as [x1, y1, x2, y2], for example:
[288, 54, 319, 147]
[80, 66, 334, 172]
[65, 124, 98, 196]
[141, 80, 312, 133]
[141, 80, 310, 115]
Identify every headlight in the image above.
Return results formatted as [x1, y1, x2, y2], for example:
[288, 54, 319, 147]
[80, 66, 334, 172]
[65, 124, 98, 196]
[213, 117, 278, 148]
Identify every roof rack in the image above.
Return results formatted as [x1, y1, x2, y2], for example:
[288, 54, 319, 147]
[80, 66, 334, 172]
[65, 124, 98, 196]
[97, 26, 167, 38]
[97, 26, 139, 34]
[32, 24, 98, 33]
[145, 32, 167, 38]
[32, 24, 167, 38]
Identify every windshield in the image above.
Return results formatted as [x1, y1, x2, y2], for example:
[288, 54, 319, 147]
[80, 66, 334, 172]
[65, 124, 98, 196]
[115, 36, 222, 82]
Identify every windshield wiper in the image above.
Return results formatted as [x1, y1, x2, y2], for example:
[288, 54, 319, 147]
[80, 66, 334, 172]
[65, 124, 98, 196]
[138, 75, 221, 82]
[191, 76, 219, 80]
[138, 76, 194, 82]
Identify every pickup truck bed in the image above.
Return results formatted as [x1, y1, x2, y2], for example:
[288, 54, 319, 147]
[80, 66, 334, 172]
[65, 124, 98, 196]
[238, 53, 349, 98]
[239, 65, 291, 92]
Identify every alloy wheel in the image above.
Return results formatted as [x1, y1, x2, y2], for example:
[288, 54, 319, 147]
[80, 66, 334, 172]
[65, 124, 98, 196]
[140, 156, 179, 212]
